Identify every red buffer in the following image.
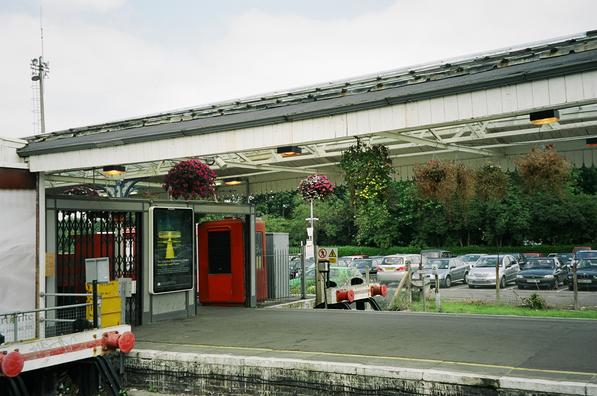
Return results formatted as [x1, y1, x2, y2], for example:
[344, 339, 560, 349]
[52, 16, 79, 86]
[335, 289, 355, 303]
[370, 284, 388, 297]
[0, 351, 25, 378]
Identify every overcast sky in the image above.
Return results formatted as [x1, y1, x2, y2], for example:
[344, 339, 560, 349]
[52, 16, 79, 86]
[1, 0, 596, 138]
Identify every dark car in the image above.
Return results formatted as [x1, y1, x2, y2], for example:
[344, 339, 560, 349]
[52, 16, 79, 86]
[549, 253, 573, 268]
[516, 257, 566, 289]
[567, 259, 597, 290]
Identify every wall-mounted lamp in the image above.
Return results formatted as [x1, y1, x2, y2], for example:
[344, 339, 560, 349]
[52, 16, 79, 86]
[215, 157, 227, 169]
[102, 165, 126, 176]
[276, 145, 302, 157]
[530, 109, 560, 126]
[223, 178, 243, 186]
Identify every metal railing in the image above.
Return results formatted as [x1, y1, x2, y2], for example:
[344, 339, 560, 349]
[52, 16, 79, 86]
[0, 282, 100, 345]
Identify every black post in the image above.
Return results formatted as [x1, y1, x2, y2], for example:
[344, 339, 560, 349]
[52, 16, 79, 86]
[92, 280, 99, 328]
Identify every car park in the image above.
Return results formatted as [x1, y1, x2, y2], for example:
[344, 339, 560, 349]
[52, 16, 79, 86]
[289, 265, 363, 289]
[351, 258, 375, 276]
[412, 258, 468, 288]
[454, 254, 485, 282]
[467, 254, 520, 288]
[377, 254, 421, 284]
[515, 257, 566, 289]
[567, 259, 597, 290]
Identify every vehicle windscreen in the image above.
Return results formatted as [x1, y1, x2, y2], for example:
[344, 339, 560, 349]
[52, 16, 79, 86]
[423, 259, 449, 269]
[525, 259, 556, 269]
[422, 251, 441, 258]
[576, 251, 597, 260]
[382, 257, 403, 265]
[578, 259, 597, 269]
[475, 257, 499, 267]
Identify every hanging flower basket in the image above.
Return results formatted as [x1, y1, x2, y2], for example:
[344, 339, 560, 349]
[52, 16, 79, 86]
[163, 159, 216, 200]
[298, 174, 334, 200]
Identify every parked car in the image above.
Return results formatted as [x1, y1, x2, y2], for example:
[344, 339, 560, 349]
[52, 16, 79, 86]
[421, 249, 453, 263]
[570, 250, 597, 272]
[509, 253, 527, 269]
[548, 253, 573, 269]
[351, 259, 375, 276]
[454, 254, 485, 282]
[567, 259, 597, 290]
[515, 257, 567, 289]
[467, 254, 520, 288]
[376, 254, 421, 284]
[412, 258, 468, 288]
[369, 256, 384, 275]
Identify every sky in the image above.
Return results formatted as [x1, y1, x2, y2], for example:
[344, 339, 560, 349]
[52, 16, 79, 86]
[1, 0, 596, 138]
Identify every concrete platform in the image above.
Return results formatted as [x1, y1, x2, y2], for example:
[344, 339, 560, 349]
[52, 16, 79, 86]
[126, 306, 597, 395]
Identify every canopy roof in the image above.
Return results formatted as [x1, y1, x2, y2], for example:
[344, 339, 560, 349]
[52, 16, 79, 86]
[17, 31, 597, 196]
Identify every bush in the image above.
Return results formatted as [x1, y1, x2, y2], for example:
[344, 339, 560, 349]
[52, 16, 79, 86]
[521, 293, 547, 310]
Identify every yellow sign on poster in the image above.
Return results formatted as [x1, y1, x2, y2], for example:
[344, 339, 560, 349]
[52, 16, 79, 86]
[45, 252, 55, 277]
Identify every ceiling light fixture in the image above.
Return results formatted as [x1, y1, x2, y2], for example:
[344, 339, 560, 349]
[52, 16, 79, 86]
[530, 109, 560, 126]
[102, 165, 126, 176]
[276, 145, 302, 157]
[223, 178, 243, 186]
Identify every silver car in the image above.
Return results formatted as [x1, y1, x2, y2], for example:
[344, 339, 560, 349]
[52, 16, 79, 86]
[376, 254, 421, 284]
[467, 254, 520, 288]
[412, 258, 468, 288]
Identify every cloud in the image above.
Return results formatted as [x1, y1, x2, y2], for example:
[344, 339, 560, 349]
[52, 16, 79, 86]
[1, 0, 596, 138]
[49, 0, 126, 13]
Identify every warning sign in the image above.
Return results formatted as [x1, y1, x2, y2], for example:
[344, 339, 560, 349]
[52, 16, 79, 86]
[316, 246, 338, 264]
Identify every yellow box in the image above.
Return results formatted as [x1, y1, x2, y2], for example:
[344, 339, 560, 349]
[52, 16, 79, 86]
[86, 281, 122, 326]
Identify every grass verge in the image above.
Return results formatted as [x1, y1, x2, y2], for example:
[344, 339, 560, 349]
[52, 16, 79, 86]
[407, 300, 597, 319]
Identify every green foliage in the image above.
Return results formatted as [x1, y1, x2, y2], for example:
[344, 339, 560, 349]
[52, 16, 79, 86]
[354, 202, 397, 248]
[521, 293, 548, 310]
[572, 165, 597, 195]
[339, 137, 393, 205]
[257, 145, 596, 249]
[251, 190, 298, 218]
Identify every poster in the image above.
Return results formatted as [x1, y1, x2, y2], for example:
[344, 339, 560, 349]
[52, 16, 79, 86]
[150, 207, 194, 294]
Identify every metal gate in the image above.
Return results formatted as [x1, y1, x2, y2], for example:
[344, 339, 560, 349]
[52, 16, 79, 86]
[56, 210, 142, 326]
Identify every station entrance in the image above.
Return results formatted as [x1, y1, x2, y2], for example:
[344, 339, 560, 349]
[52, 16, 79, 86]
[46, 196, 257, 326]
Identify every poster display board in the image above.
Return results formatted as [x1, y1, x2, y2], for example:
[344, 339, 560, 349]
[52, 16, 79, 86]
[149, 207, 194, 294]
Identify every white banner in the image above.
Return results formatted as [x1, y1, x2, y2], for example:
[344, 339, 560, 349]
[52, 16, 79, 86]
[0, 190, 36, 314]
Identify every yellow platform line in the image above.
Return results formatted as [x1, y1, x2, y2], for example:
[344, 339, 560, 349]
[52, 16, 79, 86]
[137, 340, 596, 378]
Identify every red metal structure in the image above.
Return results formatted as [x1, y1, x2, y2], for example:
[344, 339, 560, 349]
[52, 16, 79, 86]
[197, 219, 267, 304]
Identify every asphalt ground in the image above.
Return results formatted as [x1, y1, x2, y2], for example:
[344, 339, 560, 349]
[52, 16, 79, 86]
[133, 306, 597, 385]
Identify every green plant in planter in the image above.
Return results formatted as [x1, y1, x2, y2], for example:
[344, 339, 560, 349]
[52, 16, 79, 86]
[339, 137, 393, 206]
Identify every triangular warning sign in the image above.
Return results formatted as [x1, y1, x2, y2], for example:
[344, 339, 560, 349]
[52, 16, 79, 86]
[329, 250, 337, 258]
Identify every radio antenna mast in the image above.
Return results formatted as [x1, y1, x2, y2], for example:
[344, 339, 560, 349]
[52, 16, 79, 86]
[31, 3, 49, 134]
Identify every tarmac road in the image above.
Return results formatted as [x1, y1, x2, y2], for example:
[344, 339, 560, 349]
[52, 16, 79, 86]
[134, 306, 597, 382]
